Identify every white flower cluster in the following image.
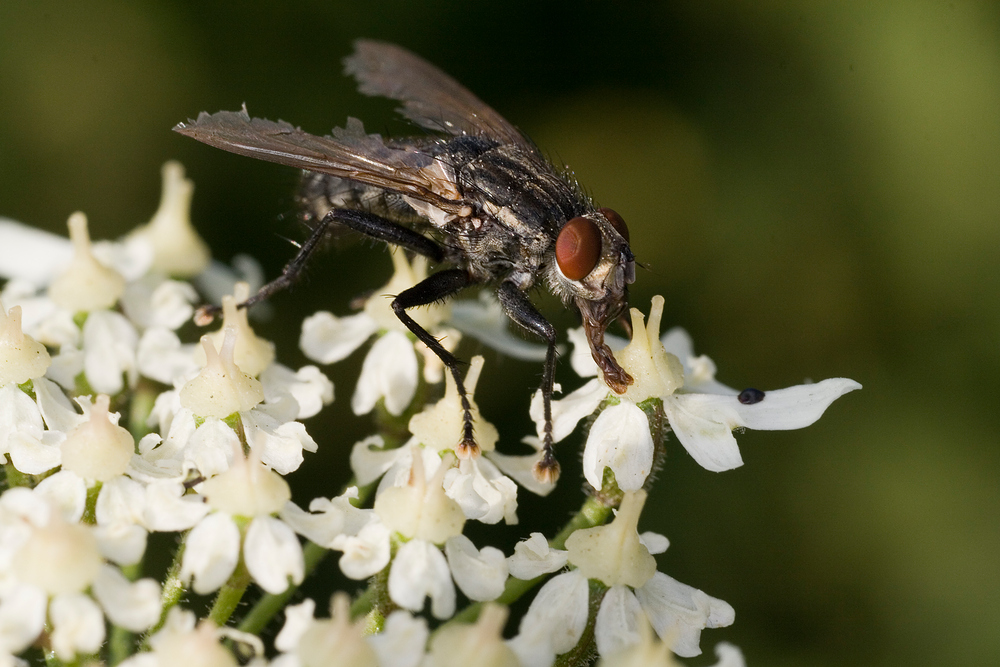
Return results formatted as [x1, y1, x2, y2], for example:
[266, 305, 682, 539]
[0, 161, 859, 666]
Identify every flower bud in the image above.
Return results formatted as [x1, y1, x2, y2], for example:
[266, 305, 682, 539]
[48, 212, 125, 312]
[198, 283, 275, 376]
[12, 513, 102, 595]
[614, 296, 684, 402]
[425, 604, 519, 667]
[408, 356, 498, 454]
[0, 300, 50, 386]
[181, 327, 264, 418]
[298, 593, 378, 667]
[565, 490, 657, 589]
[201, 450, 291, 518]
[130, 161, 211, 276]
[375, 452, 465, 544]
[60, 394, 134, 482]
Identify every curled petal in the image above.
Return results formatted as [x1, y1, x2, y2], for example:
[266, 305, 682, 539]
[244, 516, 305, 595]
[0, 583, 47, 655]
[368, 611, 428, 667]
[332, 520, 391, 580]
[49, 594, 105, 661]
[180, 512, 240, 594]
[388, 539, 455, 619]
[300, 310, 377, 364]
[530, 378, 608, 444]
[93, 564, 162, 632]
[634, 571, 735, 658]
[594, 585, 644, 658]
[508, 532, 568, 580]
[444, 534, 508, 601]
[583, 401, 654, 491]
[352, 331, 419, 417]
[514, 571, 589, 657]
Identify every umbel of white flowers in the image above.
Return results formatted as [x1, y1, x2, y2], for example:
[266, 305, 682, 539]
[0, 160, 860, 667]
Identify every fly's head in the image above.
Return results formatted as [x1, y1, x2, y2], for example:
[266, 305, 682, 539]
[548, 207, 636, 394]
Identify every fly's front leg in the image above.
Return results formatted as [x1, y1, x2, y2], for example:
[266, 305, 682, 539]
[198, 208, 445, 322]
[496, 282, 560, 483]
[392, 269, 479, 456]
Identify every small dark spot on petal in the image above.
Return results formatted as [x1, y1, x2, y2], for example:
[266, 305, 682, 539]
[738, 388, 765, 405]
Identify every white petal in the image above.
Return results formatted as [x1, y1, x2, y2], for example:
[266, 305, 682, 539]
[136, 327, 200, 385]
[634, 571, 735, 658]
[368, 610, 428, 667]
[349, 435, 402, 486]
[594, 585, 644, 657]
[352, 331, 418, 417]
[639, 531, 670, 555]
[444, 535, 508, 601]
[49, 593, 106, 661]
[665, 378, 860, 473]
[388, 539, 455, 619]
[185, 418, 239, 478]
[143, 482, 210, 531]
[711, 642, 747, 667]
[33, 377, 84, 434]
[516, 571, 589, 655]
[300, 311, 377, 364]
[260, 363, 334, 420]
[0, 219, 72, 286]
[485, 440, 556, 498]
[662, 395, 743, 472]
[530, 378, 608, 444]
[274, 598, 316, 652]
[94, 523, 148, 566]
[449, 293, 549, 361]
[442, 456, 518, 525]
[242, 409, 316, 475]
[508, 533, 568, 580]
[278, 488, 372, 547]
[733, 378, 861, 430]
[7, 430, 62, 475]
[660, 327, 737, 395]
[121, 276, 197, 331]
[33, 470, 87, 522]
[583, 401, 654, 491]
[244, 516, 304, 594]
[332, 519, 391, 580]
[0, 583, 47, 654]
[568, 327, 626, 378]
[181, 512, 240, 594]
[82, 310, 138, 395]
[0, 385, 43, 454]
[92, 564, 161, 631]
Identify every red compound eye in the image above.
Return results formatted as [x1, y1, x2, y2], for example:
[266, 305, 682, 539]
[555, 216, 602, 280]
[599, 207, 629, 243]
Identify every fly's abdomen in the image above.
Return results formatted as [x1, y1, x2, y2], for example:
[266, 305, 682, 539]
[296, 171, 425, 228]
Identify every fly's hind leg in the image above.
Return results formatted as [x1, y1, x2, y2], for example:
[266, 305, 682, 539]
[392, 269, 478, 456]
[495, 282, 560, 483]
[197, 208, 445, 322]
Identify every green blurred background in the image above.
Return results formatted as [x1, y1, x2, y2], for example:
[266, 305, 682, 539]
[2, 1, 998, 664]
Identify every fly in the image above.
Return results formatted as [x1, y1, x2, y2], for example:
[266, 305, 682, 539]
[174, 40, 636, 482]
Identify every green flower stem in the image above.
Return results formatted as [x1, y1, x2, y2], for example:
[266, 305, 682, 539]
[3, 463, 32, 488]
[208, 557, 252, 627]
[554, 580, 608, 667]
[128, 381, 158, 441]
[142, 539, 186, 647]
[81, 481, 102, 525]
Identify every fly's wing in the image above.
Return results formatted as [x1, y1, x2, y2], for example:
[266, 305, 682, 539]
[173, 106, 467, 213]
[344, 40, 537, 154]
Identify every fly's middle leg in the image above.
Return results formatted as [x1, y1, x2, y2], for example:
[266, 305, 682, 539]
[496, 281, 560, 483]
